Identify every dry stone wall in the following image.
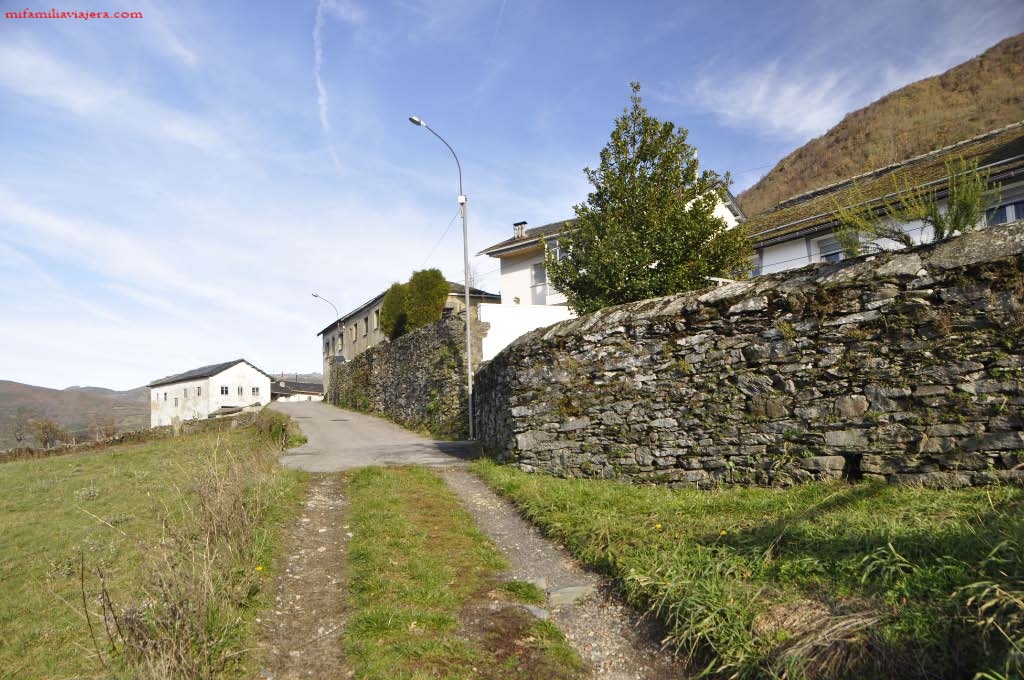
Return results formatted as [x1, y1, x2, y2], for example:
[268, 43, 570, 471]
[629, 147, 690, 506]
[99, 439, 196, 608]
[474, 221, 1024, 488]
[328, 316, 470, 439]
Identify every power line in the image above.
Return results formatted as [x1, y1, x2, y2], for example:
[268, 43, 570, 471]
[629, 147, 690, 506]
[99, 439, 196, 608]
[420, 208, 463, 267]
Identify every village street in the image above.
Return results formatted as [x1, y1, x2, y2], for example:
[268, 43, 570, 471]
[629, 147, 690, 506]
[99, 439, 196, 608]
[272, 400, 474, 471]
[262, 401, 687, 679]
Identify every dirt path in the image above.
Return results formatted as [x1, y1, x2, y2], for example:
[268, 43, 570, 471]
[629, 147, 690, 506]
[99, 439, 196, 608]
[441, 469, 689, 680]
[257, 474, 352, 679]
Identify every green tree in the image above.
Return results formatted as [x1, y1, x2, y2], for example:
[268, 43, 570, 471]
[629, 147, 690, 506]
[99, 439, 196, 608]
[546, 82, 751, 315]
[380, 282, 409, 340]
[406, 268, 450, 331]
[834, 157, 996, 257]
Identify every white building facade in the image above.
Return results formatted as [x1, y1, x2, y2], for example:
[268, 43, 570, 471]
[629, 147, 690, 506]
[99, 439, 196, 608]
[149, 359, 272, 427]
[749, 123, 1024, 276]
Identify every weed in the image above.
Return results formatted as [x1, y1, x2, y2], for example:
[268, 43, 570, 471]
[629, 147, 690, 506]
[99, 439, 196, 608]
[500, 580, 546, 605]
[472, 460, 1024, 679]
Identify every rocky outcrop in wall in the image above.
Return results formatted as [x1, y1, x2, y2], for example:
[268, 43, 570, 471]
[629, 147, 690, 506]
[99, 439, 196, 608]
[474, 221, 1024, 488]
[328, 316, 469, 439]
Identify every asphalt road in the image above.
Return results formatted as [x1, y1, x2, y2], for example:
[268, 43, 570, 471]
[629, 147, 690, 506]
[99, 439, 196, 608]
[271, 401, 475, 472]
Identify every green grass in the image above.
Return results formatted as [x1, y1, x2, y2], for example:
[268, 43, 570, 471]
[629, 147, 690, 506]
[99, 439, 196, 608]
[473, 460, 1024, 679]
[342, 466, 585, 680]
[0, 424, 307, 679]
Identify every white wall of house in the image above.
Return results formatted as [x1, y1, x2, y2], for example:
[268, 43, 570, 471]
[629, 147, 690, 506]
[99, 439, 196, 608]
[713, 201, 740, 228]
[478, 303, 576, 362]
[498, 251, 568, 306]
[207, 363, 271, 414]
[275, 392, 323, 403]
[151, 378, 209, 427]
[757, 181, 1024, 277]
[150, 363, 270, 427]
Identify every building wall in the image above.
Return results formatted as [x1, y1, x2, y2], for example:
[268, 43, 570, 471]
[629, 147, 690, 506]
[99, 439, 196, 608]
[474, 220, 1024, 489]
[498, 251, 568, 306]
[757, 181, 1024, 276]
[151, 377, 209, 427]
[478, 302, 576, 362]
[206, 363, 271, 415]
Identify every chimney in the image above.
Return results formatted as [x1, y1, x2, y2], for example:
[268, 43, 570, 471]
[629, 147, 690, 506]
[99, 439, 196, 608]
[513, 221, 527, 239]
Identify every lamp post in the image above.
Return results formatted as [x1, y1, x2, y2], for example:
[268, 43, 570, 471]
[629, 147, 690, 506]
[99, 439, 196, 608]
[312, 291, 342, 355]
[311, 292, 340, 320]
[408, 115, 475, 440]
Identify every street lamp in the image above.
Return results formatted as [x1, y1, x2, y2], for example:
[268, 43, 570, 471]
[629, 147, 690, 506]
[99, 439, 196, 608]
[311, 292, 340, 320]
[408, 115, 475, 440]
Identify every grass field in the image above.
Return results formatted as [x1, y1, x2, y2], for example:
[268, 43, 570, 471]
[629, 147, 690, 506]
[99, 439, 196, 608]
[343, 466, 584, 680]
[0, 416, 307, 679]
[473, 460, 1024, 680]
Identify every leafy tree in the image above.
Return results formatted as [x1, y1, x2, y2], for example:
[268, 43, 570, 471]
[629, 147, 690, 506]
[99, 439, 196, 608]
[835, 157, 997, 257]
[29, 418, 70, 449]
[406, 268, 450, 331]
[546, 82, 751, 315]
[380, 282, 409, 340]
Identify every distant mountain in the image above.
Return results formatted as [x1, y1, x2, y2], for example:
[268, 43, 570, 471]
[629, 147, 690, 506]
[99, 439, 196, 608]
[737, 33, 1024, 217]
[270, 372, 323, 385]
[0, 380, 149, 449]
[64, 385, 150, 402]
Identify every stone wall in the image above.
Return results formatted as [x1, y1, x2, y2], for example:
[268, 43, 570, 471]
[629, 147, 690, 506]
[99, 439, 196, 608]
[328, 316, 472, 439]
[474, 221, 1024, 488]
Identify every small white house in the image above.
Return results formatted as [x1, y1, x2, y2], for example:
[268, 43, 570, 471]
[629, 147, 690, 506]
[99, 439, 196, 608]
[748, 123, 1024, 275]
[474, 190, 745, 361]
[149, 359, 272, 427]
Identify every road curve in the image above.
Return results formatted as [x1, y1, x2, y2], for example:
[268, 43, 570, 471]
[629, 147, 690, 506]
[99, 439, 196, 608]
[270, 401, 475, 472]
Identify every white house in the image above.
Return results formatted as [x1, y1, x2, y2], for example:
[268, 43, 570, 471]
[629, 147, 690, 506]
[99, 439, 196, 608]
[149, 359, 272, 427]
[748, 122, 1024, 275]
[474, 190, 745, 361]
[270, 380, 324, 402]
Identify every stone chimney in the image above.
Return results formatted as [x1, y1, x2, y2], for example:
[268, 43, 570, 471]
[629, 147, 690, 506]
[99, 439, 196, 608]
[513, 221, 527, 239]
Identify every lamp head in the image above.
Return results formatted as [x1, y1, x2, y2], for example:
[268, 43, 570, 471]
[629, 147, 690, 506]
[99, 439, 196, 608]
[312, 292, 319, 298]
[408, 115, 426, 127]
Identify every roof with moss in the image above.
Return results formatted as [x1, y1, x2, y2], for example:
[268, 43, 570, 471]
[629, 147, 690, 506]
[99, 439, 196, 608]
[747, 121, 1024, 248]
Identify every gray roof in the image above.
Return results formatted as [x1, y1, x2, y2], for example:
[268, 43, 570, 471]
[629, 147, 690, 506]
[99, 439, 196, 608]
[478, 219, 574, 258]
[272, 380, 324, 395]
[149, 359, 271, 387]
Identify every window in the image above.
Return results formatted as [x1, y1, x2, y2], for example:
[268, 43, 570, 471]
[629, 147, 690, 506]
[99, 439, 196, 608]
[373, 309, 380, 330]
[531, 262, 547, 286]
[251, 386, 260, 396]
[325, 341, 330, 354]
[163, 392, 167, 401]
[221, 386, 229, 395]
[350, 325, 356, 342]
[238, 386, 243, 396]
[816, 236, 844, 264]
[987, 199, 1024, 226]
[363, 316, 369, 336]
[183, 388, 188, 398]
[173, 397, 179, 407]
[197, 386, 201, 397]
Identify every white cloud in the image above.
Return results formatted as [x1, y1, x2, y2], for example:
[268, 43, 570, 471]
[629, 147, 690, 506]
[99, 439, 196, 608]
[687, 62, 855, 141]
[0, 40, 225, 153]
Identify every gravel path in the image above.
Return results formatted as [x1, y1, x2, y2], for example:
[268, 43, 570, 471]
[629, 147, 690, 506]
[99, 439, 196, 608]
[257, 474, 352, 679]
[441, 468, 688, 680]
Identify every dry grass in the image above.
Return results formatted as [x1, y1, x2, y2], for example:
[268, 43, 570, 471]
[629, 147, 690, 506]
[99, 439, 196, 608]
[0, 419, 306, 679]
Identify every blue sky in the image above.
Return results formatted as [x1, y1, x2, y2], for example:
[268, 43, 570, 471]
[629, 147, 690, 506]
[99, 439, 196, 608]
[1, 0, 1021, 390]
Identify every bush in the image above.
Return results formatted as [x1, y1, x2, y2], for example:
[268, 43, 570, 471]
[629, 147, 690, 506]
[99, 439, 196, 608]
[380, 282, 409, 340]
[406, 268, 449, 331]
[254, 409, 292, 449]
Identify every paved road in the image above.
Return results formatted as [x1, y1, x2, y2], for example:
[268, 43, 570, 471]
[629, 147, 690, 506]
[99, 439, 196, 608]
[271, 401, 475, 472]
